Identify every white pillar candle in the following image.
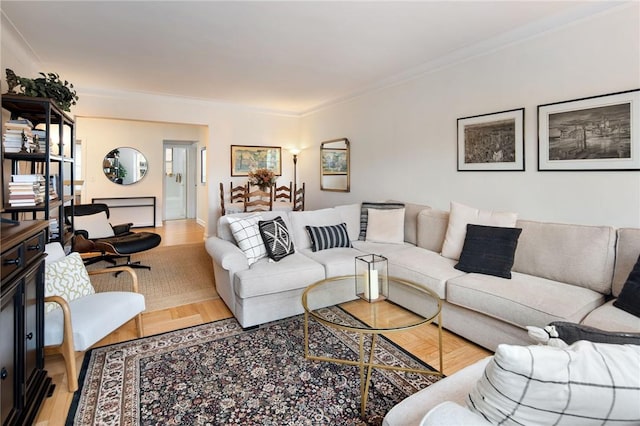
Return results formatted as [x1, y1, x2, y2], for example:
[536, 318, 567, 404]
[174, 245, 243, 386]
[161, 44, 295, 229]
[369, 269, 379, 300]
[363, 270, 370, 299]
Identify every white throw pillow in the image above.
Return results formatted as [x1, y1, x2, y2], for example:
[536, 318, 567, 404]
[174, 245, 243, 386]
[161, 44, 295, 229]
[441, 201, 517, 260]
[366, 207, 405, 244]
[73, 211, 115, 239]
[44, 252, 95, 313]
[227, 214, 267, 266]
[467, 341, 640, 425]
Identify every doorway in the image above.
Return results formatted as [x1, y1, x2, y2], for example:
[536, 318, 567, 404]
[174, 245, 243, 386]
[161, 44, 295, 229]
[163, 141, 197, 221]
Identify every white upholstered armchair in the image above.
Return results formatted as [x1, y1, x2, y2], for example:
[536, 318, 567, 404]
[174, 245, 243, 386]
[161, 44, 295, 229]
[43, 243, 145, 391]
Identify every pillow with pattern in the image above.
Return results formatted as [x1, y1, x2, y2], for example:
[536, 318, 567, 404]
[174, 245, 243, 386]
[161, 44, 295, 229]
[258, 216, 295, 261]
[227, 214, 267, 265]
[306, 223, 351, 252]
[45, 252, 95, 313]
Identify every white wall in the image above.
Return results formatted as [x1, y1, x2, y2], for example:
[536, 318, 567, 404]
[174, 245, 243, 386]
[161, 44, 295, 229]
[76, 117, 208, 226]
[300, 4, 640, 228]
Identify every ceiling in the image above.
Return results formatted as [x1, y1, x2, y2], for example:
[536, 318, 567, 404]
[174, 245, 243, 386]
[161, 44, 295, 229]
[1, 1, 623, 115]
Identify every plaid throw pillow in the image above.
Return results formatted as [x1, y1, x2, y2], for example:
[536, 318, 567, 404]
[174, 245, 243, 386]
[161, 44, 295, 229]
[258, 216, 294, 261]
[306, 223, 351, 252]
[227, 214, 266, 266]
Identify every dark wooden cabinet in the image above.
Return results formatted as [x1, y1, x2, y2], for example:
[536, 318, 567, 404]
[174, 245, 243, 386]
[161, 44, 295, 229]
[1, 220, 51, 426]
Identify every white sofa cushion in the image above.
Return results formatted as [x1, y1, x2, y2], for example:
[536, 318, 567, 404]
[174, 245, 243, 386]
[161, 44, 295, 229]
[289, 208, 343, 250]
[366, 207, 405, 244]
[441, 202, 517, 261]
[420, 402, 491, 426]
[512, 219, 616, 294]
[468, 341, 640, 425]
[446, 271, 605, 328]
[581, 299, 640, 333]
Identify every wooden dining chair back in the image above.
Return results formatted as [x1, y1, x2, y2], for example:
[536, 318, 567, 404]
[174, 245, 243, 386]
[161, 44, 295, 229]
[244, 184, 273, 212]
[274, 181, 292, 202]
[293, 182, 305, 211]
[219, 182, 226, 215]
[230, 182, 247, 204]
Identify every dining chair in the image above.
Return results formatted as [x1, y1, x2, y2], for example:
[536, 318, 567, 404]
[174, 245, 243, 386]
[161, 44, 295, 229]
[274, 181, 292, 202]
[230, 182, 247, 204]
[219, 182, 226, 215]
[293, 182, 305, 211]
[244, 184, 273, 212]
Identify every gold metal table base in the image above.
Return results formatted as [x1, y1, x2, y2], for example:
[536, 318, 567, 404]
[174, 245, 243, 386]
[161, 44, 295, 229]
[303, 310, 444, 418]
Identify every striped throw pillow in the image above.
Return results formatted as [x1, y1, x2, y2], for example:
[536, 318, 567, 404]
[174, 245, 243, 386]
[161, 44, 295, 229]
[359, 202, 405, 241]
[258, 216, 295, 261]
[306, 223, 351, 252]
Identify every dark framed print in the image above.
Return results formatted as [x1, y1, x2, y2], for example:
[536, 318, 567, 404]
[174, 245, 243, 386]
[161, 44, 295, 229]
[230, 145, 282, 176]
[538, 89, 640, 171]
[457, 108, 525, 171]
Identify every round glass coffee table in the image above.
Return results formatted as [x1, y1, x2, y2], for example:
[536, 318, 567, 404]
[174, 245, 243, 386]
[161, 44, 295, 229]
[301, 275, 443, 418]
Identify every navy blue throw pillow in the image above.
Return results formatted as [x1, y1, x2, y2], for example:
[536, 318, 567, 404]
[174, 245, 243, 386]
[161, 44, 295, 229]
[614, 254, 640, 318]
[306, 223, 351, 252]
[454, 224, 522, 279]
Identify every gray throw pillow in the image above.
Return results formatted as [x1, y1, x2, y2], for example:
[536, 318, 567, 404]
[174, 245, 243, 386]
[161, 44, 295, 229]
[549, 321, 640, 345]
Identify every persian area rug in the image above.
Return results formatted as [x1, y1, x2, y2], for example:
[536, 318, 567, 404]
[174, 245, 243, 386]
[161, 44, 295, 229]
[67, 306, 442, 425]
[87, 242, 219, 312]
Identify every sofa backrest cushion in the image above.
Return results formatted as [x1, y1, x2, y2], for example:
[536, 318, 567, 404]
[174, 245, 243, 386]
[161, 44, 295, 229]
[612, 228, 640, 297]
[218, 211, 293, 245]
[334, 203, 362, 241]
[512, 220, 616, 294]
[416, 208, 449, 253]
[388, 200, 431, 245]
[288, 208, 343, 250]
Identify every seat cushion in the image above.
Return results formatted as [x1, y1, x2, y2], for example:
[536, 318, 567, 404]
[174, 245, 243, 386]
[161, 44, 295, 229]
[234, 253, 325, 299]
[44, 291, 145, 351]
[96, 231, 161, 255]
[385, 246, 466, 299]
[299, 247, 364, 278]
[446, 272, 605, 328]
[581, 300, 640, 332]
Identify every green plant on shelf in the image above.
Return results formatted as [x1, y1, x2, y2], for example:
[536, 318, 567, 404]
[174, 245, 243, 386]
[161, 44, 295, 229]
[5, 68, 79, 112]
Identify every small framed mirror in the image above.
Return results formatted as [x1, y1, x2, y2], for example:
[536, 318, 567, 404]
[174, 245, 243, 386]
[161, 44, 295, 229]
[320, 138, 350, 192]
[102, 147, 148, 185]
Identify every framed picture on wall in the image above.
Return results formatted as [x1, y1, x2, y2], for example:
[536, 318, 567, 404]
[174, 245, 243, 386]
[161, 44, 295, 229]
[457, 108, 525, 171]
[538, 89, 640, 171]
[321, 148, 348, 175]
[230, 145, 282, 176]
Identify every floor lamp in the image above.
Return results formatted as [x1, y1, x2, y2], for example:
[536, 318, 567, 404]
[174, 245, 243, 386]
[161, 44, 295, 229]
[290, 149, 300, 187]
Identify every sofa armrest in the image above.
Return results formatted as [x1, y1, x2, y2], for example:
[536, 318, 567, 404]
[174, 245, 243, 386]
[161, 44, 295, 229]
[419, 402, 491, 426]
[205, 237, 249, 271]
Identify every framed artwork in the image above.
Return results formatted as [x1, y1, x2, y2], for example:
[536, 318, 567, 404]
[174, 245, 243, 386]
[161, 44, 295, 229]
[200, 147, 206, 183]
[231, 145, 281, 176]
[321, 148, 348, 175]
[538, 89, 640, 171]
[457, 108, 525, 171]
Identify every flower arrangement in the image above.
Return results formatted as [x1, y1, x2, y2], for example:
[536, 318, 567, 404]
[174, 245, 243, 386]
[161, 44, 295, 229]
[248, 168, 276, 189]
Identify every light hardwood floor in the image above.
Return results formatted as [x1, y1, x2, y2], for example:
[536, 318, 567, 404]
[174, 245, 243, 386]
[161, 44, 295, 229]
[35, 219, 491, 425]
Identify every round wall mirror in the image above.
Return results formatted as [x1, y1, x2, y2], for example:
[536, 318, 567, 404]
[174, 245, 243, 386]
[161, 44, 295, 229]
[102, 147, 148, 185]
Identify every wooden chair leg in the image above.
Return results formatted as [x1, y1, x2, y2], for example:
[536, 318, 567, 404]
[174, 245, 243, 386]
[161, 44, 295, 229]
[60, 338, 78, 392]
[135, 313, 144, 338]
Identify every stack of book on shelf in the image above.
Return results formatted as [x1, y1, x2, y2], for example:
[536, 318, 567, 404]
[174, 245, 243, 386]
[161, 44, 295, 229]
[49, 218, 60, 239]
[2, 119, 35, 153]
[8, 174, 46, 207]
[48, 175, 59, 200]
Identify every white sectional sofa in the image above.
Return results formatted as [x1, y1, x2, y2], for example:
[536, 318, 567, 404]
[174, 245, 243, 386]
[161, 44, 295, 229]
[205, 202, 640, 342]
